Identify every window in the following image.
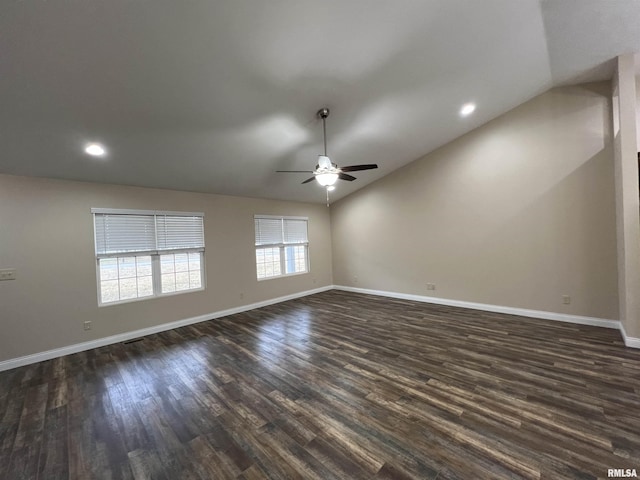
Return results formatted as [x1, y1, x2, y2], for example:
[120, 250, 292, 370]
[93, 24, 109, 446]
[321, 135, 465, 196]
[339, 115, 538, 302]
[255, 215, 308, 280]
[92, 209, 205, 305]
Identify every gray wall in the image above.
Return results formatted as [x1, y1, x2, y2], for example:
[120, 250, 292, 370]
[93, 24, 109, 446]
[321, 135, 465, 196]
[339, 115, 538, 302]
[0, 175, 333, 361]
[331, 83, 619, 320]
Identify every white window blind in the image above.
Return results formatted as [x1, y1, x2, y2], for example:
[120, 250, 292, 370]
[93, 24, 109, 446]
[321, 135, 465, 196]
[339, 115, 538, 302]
[93, 209, 204, 257]
[254, 216, 308, 246]
[255, 218, 284, 246]
[156, 214, 205, 251]
[94, 214, 156, 255]
[283, 219, 308, 244]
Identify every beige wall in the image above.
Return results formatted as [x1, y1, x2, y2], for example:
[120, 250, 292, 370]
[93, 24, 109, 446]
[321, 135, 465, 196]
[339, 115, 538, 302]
[331, 83, 619, 320]
[0, 174, 333, 362]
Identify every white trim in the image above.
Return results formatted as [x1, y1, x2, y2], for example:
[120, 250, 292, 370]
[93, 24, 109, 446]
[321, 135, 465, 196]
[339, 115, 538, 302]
[255, 243, 309, 249]
[96, 247, 205, 259]
[3, 284, 638, 372]
[257, 270, 309, 282]
[333, 285, 621, 330]
[91, 208, 204, 217]
[0, 285, 333, 372]
[254, 214, 308, 221]
[620, 321, 640, 348]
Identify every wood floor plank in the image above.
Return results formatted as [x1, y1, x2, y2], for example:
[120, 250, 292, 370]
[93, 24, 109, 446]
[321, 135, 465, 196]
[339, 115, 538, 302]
[5, 383, 48, 480]
[37, 405, 69, 480]
[1, 290, 639, 479]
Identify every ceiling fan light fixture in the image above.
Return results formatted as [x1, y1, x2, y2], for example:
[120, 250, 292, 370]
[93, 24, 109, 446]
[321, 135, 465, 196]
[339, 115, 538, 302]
[318, 155, 332, 169]
[276, 107, 378, 190]
[316, 172, 339, 186]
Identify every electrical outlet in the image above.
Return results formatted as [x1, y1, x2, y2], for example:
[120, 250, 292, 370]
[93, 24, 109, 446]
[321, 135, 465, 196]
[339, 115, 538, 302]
[0, 268, 16, 281]
[427, 283, 436, 291]
[239, 292, 244, 300]
[83, 321, 92, 331]
[562, 295, 571, 305]
[353, 275, 358, 283]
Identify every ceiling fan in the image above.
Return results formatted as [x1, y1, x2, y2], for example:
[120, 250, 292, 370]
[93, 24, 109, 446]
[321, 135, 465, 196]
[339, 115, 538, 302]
[277, 108, 378, 188]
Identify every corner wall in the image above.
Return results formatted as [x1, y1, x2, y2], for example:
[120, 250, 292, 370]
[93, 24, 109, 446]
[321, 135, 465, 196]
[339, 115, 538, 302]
[0, 174, 333, 362]
[331, 83, 618, 321]
[614, 54, 640, 339]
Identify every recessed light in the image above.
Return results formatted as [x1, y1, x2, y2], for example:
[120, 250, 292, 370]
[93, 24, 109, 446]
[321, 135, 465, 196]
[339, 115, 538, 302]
[460, 103, 476, 117]
[85, 143, 106, 157]
[327, 185, 336, 192]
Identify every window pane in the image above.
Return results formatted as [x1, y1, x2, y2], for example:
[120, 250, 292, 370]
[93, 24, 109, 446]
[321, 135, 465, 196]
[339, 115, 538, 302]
[118, 257, 137, 278]
[99, 255, 158, 304]
[285, 245, 307, 274]
[162, 273, 176, 293]
[161, 255, 175, 274]
[100, 258, 118, 281]
[136, 256, 152, 276]
[119, 277, 138, 300]
[189, 271, 202, 289]
[296, 246, 307, 273]
[175, 253, 189, 272]
[159, 252, 203, 294]
[137, 276, 153, 297]
[101, 280, 119, 303]
[256, 247, 281, 279]
[175, 272, 190, 291]
[188, 252, 201, 270]
[285, 246, 295, 274]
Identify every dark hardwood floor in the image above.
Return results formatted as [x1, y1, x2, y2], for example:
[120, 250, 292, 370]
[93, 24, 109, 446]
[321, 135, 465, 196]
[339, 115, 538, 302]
[1, 290, 639, 479]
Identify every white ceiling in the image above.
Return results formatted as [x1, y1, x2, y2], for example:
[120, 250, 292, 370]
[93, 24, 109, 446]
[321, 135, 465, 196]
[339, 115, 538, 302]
[1, 0, 640, 204]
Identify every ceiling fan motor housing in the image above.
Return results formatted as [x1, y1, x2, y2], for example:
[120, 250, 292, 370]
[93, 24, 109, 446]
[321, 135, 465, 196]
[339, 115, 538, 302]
[317, 155, 333, 170]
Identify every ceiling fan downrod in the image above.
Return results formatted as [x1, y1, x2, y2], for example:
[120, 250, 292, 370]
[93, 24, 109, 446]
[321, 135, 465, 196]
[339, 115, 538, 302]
[317, 108, 329, 158]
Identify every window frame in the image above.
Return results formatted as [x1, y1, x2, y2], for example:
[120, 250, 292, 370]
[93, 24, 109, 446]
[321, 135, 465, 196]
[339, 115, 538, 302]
[92, 208, 206, 306]
[254, 215, 309, 281]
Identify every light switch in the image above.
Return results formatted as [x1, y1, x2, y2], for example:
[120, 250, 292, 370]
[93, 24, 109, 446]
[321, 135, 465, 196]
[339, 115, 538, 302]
[0, 269, 17, 281]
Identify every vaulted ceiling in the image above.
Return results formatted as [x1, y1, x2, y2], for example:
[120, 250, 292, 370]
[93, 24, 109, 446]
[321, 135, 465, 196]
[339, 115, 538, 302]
[2, 0, 640, 203]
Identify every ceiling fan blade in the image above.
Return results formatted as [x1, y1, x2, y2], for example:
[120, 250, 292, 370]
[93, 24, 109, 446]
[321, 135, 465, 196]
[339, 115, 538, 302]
[340, 164, 378, 172]
[276, 170, 314, 173]
[302, 177, 316, 184]
[338, 173, 357, 181]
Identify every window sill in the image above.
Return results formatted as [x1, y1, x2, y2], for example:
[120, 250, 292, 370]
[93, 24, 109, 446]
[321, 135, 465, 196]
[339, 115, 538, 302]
[98, 286, 206, 307]
[257, 271, 309, 282]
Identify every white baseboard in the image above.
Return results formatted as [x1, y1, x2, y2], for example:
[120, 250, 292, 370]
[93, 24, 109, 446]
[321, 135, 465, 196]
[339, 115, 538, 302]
[333, 285, 640, 346]
[3, 283, 638, 372]
[0, 285, 333, 372]
[620, 322, 640, 349]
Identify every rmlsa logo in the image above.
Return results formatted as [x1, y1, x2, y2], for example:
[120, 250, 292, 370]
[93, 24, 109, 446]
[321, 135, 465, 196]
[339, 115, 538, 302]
[608, 469, 638, 478]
